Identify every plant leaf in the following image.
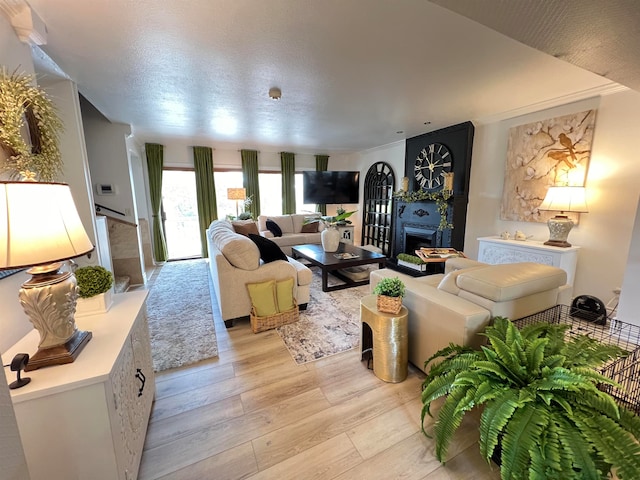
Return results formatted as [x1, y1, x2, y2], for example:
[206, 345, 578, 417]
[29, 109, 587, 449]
[478, 389, 520, 461]
[500, 404, 548, 480]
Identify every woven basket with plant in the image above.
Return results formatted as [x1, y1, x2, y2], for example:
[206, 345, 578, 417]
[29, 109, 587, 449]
[373, 277, 405, 314]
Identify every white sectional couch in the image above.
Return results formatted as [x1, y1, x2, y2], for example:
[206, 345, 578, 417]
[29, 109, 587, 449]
[257, 214, 325, 256]
[370, 258, 571, 373]
[207, 220, 312, 328]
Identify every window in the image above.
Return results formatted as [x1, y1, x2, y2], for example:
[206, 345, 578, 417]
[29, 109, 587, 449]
[213, 170, 244, 219]
[213, 170, 318, 218]
[259, 172, 282, 215]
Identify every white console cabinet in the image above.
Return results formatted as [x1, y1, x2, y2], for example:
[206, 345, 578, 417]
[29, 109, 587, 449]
[477, 236, 580, 286]
[1, 290, 155, 480]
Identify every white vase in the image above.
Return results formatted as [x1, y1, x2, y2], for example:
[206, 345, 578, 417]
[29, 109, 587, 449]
[321, 227, 341, 252]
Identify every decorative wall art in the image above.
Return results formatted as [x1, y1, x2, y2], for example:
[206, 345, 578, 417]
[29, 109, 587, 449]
[500, 109, 596, 223]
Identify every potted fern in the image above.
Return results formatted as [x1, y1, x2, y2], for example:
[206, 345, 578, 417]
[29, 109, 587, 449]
[75, 265, 115, 316]
[372, 276, 405, 314]
[421, 317, 640, 480]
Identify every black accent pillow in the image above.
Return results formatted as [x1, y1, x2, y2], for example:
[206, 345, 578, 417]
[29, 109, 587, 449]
[248, 234, 288, 263]
[266, 219, 283, 237]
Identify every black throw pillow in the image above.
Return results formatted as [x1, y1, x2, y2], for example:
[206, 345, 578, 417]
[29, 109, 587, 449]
[266, 219, 283, 237]
[248, 234, 288, 263]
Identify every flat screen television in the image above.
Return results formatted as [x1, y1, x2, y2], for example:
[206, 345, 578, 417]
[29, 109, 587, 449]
[303, 171, 360, 205]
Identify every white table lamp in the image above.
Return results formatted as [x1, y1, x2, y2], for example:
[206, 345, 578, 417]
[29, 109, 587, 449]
[538, 186, 588, 248]
[0, 181, 95, 370]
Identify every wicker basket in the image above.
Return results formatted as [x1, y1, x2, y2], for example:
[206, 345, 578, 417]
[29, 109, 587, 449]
[377, 295, 403, 314]
[250, 305, 300, 333]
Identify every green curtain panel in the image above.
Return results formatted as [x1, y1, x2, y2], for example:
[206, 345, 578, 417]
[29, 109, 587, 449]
[145, 143, 168, 262]
[315, 154, 329, 215]
[241, 149, 260, 218]
[193, 146, 218, 258]
[281, 151, 296, 214]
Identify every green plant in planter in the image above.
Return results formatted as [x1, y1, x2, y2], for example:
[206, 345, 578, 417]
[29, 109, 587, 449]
[372, 277, 405, 298]
[305, 210, 357, 229]
[396, 253, 426, 265]
[75, 266, 114, 298]
[238, 195, 254, 220]
[421, 317, 640, 479]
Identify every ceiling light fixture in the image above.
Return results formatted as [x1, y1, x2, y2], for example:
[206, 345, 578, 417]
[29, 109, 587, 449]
[269, 87, 282, 100]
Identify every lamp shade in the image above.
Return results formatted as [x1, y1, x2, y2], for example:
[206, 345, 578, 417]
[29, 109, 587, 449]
[0, 181, 94, 269]
[538, 186, 588, 214]
[227, 187, 246, 201]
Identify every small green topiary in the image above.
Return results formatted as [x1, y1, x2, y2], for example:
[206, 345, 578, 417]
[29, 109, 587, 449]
[372, 277, 405, 298]
[75, 266, 114, 298]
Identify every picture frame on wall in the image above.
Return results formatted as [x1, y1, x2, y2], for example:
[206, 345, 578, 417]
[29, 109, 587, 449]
[500, 109, 596, 223]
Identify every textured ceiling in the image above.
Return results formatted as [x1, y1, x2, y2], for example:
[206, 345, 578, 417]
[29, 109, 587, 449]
[432, 0, 640, 93]
[14, 0, 627, 153]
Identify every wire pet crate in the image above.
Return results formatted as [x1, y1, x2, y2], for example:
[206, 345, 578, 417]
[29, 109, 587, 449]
[513, 304, 640, 414]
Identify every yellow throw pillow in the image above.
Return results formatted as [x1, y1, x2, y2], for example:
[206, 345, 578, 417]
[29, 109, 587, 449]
[276, 278, 296, 312]
[246, 280, 278, 317]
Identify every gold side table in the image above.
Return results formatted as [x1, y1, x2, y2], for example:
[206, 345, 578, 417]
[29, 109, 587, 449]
[360, 294, 408, 383]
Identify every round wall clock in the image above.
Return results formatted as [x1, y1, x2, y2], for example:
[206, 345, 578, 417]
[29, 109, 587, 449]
[413, 142, 452, 190]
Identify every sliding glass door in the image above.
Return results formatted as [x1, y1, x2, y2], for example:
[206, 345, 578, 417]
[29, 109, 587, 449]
[161, 169, 201, 260]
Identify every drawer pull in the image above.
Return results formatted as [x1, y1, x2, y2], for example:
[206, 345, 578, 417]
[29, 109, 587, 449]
[135, 369, 146, 397]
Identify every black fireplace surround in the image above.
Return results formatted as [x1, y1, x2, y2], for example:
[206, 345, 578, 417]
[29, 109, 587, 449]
[390, 121, 474, 264]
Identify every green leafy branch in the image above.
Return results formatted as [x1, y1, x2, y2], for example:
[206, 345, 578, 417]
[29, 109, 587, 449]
[393, 189, 453, 230]
[0, 69, 64, 182]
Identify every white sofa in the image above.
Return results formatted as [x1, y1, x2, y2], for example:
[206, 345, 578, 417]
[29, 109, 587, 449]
[370, 258, 571, 373]
[207, 220, 313, 328]
[257, 214, 325, 256]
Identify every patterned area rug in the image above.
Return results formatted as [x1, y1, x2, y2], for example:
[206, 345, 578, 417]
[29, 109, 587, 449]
[277, 268, 372, 364]
[146, 259, 218, 372]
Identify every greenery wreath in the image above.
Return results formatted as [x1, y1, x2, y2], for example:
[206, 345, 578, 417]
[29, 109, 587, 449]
[0, 70, 63, 182]
[392, 188, 453, 230]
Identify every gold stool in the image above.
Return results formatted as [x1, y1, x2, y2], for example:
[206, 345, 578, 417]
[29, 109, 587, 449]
[360, 294, 408, 383]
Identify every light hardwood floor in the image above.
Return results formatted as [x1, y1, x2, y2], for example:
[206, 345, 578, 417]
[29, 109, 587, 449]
[138, 285, 500, 480]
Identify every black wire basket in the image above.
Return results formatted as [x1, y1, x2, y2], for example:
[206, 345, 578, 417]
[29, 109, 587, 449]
[513, 304, 640, 414]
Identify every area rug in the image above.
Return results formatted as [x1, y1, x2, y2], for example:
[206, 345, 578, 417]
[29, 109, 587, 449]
[145, 259, 218, 372]
[277, 269, 371, 364]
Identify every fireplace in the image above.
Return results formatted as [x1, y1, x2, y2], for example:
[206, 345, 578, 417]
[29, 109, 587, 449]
[403, 226, 437, 255]
[387, 199, 459, 276]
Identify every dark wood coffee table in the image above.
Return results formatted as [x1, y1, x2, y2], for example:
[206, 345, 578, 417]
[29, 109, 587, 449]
[291, 243, 386, 292]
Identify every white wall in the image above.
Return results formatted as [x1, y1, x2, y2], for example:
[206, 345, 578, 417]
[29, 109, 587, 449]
[0, 14, 34, 480]
[80, 97, 136, 223]
[356, 89, 640, 307]
[156, 137, 342, 172]
[617, 197, 640, 325]
[40, 79, 100, 261]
